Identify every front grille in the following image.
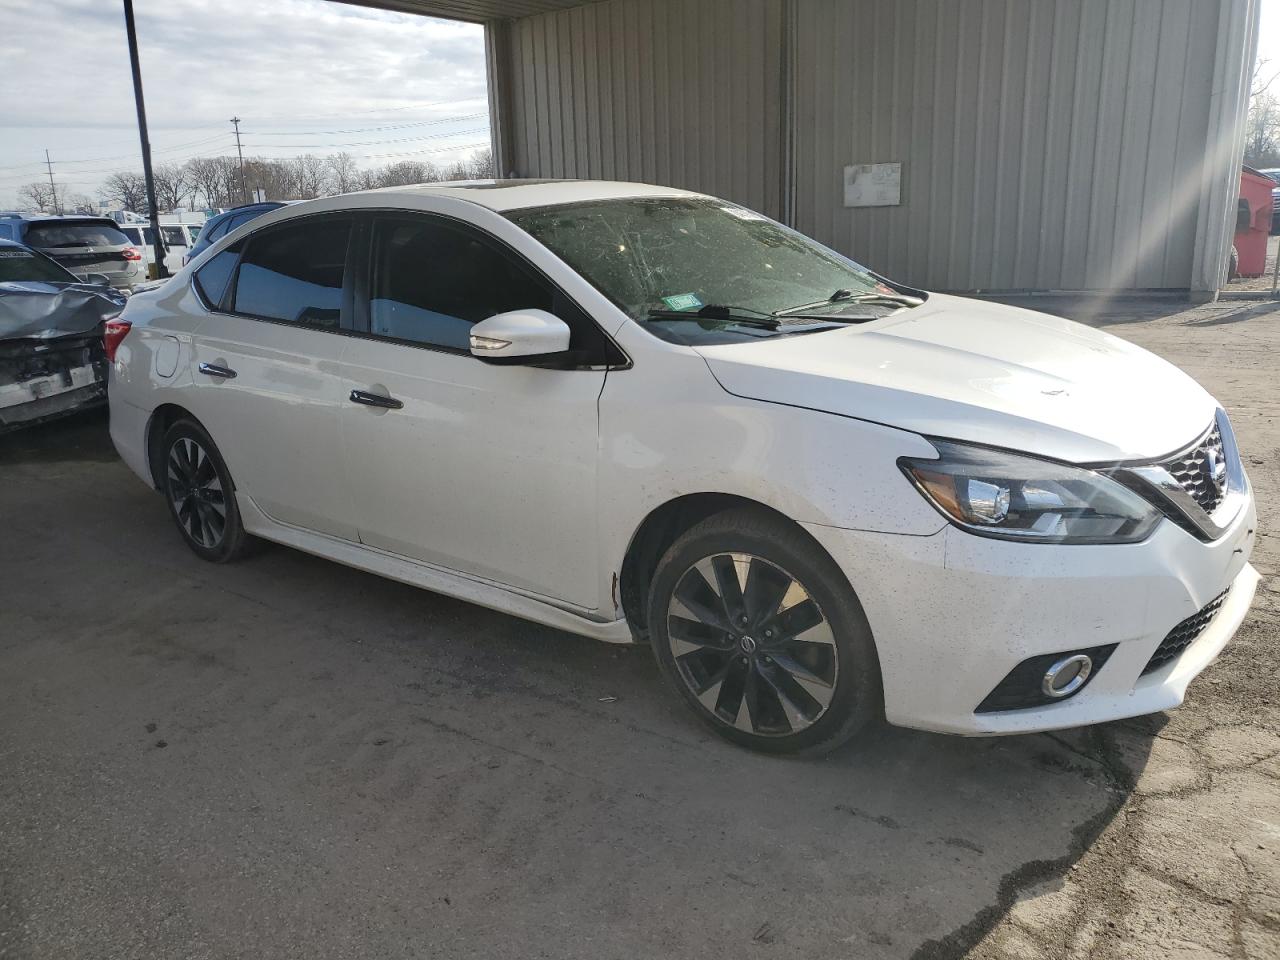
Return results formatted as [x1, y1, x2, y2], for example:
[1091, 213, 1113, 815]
[1160, 423, 1227, 514]
[1141, 588, 1230, 676]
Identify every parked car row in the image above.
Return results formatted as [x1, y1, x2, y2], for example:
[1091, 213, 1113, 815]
[120, 221, 202, 277]
[0, 214, 143, 291]
[0, 238, 125, 432]
[1260, 168, 1280, 234]
[105, 180, 1258, 754]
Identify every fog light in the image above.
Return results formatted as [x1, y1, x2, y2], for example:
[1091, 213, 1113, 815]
[1042, 654, 1093, 698]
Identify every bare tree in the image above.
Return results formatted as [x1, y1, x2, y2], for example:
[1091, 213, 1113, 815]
[185, 156, 241, 209]
[152, 162, 194, 211]
[327, 152, 361, 193]
[287, 154, 332, 200]
[17, 181, 57, 212]
[100, 171, 149, 212]
[241, 158, 292, 202]
[1244, 92, 1280, 168]
[1253, 58, 1280, 99]
[64, 194, 97, 215]
[373, 160, 438, 187]
[468, 148, 495, 179]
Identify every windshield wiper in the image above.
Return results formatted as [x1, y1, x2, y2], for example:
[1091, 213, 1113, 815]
[646, 304, 781, 330]
[775, 288, 923, 317]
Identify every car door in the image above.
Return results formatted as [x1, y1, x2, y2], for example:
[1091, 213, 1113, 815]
[187, 213, 357, 540]
[339, 212, 612, 609]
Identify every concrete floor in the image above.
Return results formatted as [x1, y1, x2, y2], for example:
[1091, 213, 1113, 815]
[1, 297, 1277, 960]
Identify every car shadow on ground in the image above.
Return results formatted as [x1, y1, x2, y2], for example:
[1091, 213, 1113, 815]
[0, 411, 1157, 959]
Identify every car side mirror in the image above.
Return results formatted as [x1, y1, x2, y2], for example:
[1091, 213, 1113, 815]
[470, 309, 573, 365]
[84, 273, 112, 287]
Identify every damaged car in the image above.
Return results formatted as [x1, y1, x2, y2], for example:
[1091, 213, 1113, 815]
[0, 239, 126, 433]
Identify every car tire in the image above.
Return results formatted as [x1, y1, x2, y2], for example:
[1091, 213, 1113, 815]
[159, 419, 254, 563]
[648, 507, 882, 755]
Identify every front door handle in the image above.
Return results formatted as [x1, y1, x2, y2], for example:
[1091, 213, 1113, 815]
[350, 389, 403, 410]
[198, 362, 237, 379]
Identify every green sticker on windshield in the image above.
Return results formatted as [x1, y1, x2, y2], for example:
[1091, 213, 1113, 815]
[661, 293, 703, 312]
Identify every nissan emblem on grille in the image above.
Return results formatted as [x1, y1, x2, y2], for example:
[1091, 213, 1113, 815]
[1163, 424, 1227, 515]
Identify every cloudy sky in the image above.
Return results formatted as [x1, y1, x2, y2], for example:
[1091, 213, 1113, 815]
[0, 0, 489, 207]
[1, 0, 1277, 209]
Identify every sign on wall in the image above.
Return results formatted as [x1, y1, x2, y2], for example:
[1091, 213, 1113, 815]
[843, 163, 902, 207]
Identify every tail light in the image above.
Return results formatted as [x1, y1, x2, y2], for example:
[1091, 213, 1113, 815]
[122, 247, 142, 261]
[103, 317, 132, 362]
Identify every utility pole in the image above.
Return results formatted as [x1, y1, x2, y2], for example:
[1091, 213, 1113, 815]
[43, 149, 60, 214]
[122, 0, 168, 278]
[230, 116, 248, 204]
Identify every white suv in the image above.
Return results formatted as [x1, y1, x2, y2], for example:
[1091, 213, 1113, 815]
[106, 181, 1258, 754]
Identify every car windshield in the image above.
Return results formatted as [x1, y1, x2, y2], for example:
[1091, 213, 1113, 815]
[25, 222, 130, 248]
[161, 226, 187, 246]
[508, 197, 901, 345]
[0, 247, 77, 283]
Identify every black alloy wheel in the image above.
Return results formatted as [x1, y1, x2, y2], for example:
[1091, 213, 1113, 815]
[166, 435, 227, 549]
[648, 508, 881, 754]
[666, 552, 838, 736]
[159, 419, 253, 563]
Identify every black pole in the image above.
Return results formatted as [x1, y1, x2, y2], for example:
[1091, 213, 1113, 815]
[123, 0, 167, 279]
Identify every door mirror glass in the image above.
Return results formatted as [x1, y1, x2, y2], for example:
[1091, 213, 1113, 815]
[470, 309, 571, 364]
[83, 273, 112, 287]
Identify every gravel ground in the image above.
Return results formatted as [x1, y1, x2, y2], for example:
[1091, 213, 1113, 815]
[0, 295, 1276, 960]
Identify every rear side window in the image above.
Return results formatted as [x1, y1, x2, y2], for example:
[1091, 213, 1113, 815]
[25, 222, 130, 248]
[369, 216, 552, 350]
[0, 247, 76, 283]
[227, 212, 260, 234]
[193, 243, 241, 308]
[202, 217, 231, 244]
[232, 218, 350, 328]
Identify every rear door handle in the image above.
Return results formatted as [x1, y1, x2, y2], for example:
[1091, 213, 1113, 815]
[350, 389, 403, 410]
[198, 362, 237, 379]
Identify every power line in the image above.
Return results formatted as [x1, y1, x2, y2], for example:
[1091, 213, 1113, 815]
[240, 126, 490, 150]
[245, 95, 486, 123]
[0, 133, 233, 174]
[249, 112, 488, 137]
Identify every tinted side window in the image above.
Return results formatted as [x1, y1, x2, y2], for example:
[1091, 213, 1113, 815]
[193, 242, 241, 308]
[203, 217, 231, 243]
[232, 218, 350, 328]
[0, 224, 13, 240]
[369, 217, 552, 350]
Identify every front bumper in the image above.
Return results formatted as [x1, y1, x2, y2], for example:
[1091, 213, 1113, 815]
[803, 491, 1259, 735]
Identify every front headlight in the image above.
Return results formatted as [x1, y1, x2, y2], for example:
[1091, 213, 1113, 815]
[899, 441, 1161, 544]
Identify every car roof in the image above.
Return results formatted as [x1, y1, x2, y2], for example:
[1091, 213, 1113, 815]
[353, 179, 701, 212]
[8, 214, 120, 225]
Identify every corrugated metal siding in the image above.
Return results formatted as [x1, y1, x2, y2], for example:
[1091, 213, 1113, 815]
[793, 0, 1221, 291]
[503, 0, 787, 218]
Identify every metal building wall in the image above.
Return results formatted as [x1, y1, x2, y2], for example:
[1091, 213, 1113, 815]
[489, 0, 1256, 293]
[499, 0, 787, 218]
[793, 0, 1229, 292]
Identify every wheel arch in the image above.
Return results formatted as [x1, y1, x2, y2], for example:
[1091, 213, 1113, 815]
[618, 493, 847, 643]
[145, 403, 208, 490]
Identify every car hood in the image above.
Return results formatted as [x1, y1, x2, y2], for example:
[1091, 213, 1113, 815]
[0, 281, 124, 341]
[694, 293, 1216, 463]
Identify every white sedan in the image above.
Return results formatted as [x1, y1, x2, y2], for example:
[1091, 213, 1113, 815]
[105, 180, 1258, 754]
